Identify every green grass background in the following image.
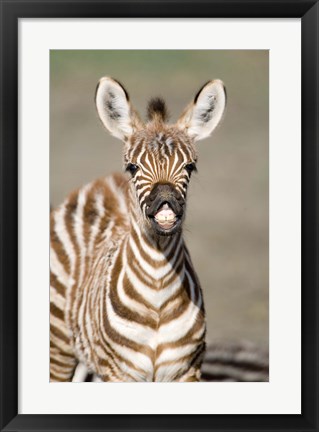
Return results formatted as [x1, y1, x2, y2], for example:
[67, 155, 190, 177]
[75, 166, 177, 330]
[51, 50, 268, 348]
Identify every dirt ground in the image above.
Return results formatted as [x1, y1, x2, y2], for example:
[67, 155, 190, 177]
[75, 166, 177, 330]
[50, 50, 269, 349]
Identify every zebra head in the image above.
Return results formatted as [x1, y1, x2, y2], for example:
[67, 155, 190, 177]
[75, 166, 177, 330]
[95, 77, 226, 236]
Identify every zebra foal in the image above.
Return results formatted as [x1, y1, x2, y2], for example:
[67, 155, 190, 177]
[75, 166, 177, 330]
[50, 77, 226, 382]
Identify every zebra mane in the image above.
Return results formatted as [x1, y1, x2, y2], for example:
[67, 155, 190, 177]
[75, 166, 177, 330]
[147, 97, 169, 122]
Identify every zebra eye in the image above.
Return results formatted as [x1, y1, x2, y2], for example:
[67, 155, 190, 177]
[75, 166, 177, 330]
[185, 163, 197, 175]
[126, 163, 139, 176]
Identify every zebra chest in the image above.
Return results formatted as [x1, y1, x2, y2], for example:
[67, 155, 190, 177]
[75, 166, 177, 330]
[104, 269, 204, 382]
[106, 309, 197, 382]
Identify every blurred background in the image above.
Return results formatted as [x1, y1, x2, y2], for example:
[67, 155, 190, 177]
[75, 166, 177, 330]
[50, 50, 268, 352]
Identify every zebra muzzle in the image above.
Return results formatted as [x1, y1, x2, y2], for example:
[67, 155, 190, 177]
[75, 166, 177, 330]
[154, 203, 177, 229]
[146, 183, 184, 234]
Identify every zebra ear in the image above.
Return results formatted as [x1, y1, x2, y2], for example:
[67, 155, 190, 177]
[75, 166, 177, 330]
[95, 77, 142, 141]
[177, 80, 226, 142]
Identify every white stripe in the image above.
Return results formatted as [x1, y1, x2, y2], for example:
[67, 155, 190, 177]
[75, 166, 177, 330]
[97, 305, 154, 379]
[169, 151, 180, 178]
[136, 184, 149, 196]
[54, 204, 76, 275]
[117, 251, 153, 316]
[50, 332, 73, 355]
[117, 360, 149, 382]
[50, 286, 66, 310]
[155, 361, 189, 382]
[94, 344, 124, 380]
[50, 348, 75, 365]
[192, 323, 206, 340]
[126, 265, 183, 309]
[51, 365, 74, 379]
[50, 314, 71, 338]
[50, 246, 72, 287]
[73, 184, 90, 287]
[87, 192, 105, 258]
[156, 342, 198, 364]
[128, 235, 182, 279]
[106, 293, 156, 346]
[107, 176, 128, 216]
[131, 217, 178, 262]
[140, 153, 154, 177]
[157, 272, 201, 343]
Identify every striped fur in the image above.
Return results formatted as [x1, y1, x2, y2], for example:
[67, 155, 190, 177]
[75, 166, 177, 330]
[201, 342, 269, 382]
[50, 77, 226, 382]
[73, 341, 269, 382]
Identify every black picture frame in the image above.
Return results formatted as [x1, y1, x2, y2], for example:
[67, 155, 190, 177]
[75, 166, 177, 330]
[0, 1, 318, 431]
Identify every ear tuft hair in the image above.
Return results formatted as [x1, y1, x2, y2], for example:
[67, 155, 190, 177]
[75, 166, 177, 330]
[147, 97, 169, 122]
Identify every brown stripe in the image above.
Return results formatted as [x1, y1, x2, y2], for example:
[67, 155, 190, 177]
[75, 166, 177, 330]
[50, 323, 71, 344]
[50, 357, 74, 369]
[50, 372, 64, 381]
[100, 284, 153, 359]
[50, 272, 66, 296]
[131, 259, 157, 289]
[156, 317, 205, 357]
[78, 269, 96, 367]
[64, 191, 80, 336]
[50, 211, 71, 275]
[159, 278, 191, 326]
[110, 249, 157, 323]
[50, 340, 74, 358]
[155, 343, 205, 379]
[110, 279, 157, 328]
[122, 273, 158, 314]
[50, 301, 65, 321]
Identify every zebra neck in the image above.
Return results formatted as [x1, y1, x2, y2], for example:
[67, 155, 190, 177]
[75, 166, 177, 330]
[130, 211, 183, 251]
[125, 213, 186, 284]
[124, 188, 187, 285]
